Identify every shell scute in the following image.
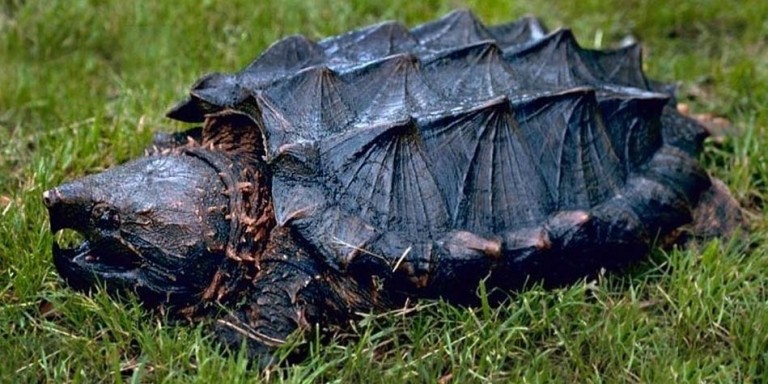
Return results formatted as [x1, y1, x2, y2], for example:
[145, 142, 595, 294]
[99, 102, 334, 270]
[167, 11, 711, 273]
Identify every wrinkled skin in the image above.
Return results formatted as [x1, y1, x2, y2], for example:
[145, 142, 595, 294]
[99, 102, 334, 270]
[45, 132, 378, 365]
[45, 152, 231, 306]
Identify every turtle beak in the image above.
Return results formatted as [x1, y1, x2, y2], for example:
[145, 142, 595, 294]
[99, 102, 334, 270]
[43, 180, 93, 234]
[44, 179, 139, 289]
[44, 181, 97, 290]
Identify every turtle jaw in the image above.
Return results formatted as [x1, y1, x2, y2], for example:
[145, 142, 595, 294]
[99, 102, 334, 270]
[45, 187, 143, 292]
[43, 132, 275, 308]
[42, 151, 247, 307]
[51, 236, 142, 292]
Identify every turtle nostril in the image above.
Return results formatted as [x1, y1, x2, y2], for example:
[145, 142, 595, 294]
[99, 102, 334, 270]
[42, 189, 60, 208]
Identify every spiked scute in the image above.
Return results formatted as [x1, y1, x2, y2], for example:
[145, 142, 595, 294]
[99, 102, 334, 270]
[47, 10, 743, 366]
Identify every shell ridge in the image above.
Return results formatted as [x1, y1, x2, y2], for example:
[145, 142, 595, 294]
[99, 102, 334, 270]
[403, 138, 444, 233]
[419, 97, 508, 223]
[453, 109, 491, 228]
[243, 34, 325, 74]
[511, 88, 627, 211]
[558, 90, 625, 209]
[421, 40, 517, 100]
[318, 118, 410, 172]
[410, 9, 494, 51]
[251, 91, 296, 159]
[262, 64, 355, 139]
[597, 94, 666, 174]
[504, 29, 611, 90]
[580, 96, 625, 204]
[318, 118, 448, 234]
[341, 53, 443, 122]
[511, 92, 565, 209]
[487, 15, 549, 49]
[502, 29, 573, 87]
[578, 43, 650, 89]
[420, 97, 549, 230]
[319, 20, 419, 68]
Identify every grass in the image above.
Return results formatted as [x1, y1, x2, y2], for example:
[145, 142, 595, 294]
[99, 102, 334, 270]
[1, 0, 767, 382]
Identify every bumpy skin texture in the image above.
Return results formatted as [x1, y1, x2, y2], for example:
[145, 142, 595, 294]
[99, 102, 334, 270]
[44, 10, 741, 364]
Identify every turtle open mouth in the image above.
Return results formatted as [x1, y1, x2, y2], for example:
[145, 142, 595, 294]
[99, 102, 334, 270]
[45, 182, 144, 289]
[52, 230, 142, 274]
[43, 151, 244, 301]
[50, 225, 144, 293]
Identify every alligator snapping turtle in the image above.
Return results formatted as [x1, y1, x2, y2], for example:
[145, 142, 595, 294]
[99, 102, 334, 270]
[43, 10, 742, 363]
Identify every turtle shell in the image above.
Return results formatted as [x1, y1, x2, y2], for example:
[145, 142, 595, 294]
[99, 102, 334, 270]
[167, 10, 711, 296]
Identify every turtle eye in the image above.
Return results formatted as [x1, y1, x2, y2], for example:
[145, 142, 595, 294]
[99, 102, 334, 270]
[91, 202, 121, 231]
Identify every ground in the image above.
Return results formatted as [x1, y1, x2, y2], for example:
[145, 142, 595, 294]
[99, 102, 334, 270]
[1, 0, 767, 382]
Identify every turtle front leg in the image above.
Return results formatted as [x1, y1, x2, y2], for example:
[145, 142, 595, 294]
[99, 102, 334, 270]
[213, 226, 380, 366]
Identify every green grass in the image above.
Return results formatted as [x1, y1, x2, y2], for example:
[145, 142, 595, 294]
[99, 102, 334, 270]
[2, 0, 767, 382]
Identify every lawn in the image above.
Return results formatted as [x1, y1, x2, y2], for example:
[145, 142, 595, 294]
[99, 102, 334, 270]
[1, 0, 767, 382]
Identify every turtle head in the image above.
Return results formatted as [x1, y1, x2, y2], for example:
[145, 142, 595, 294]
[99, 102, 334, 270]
[44, 112, 273, 308]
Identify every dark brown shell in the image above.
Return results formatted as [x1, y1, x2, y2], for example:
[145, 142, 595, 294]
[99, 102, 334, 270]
[168, 10, 711, 293]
